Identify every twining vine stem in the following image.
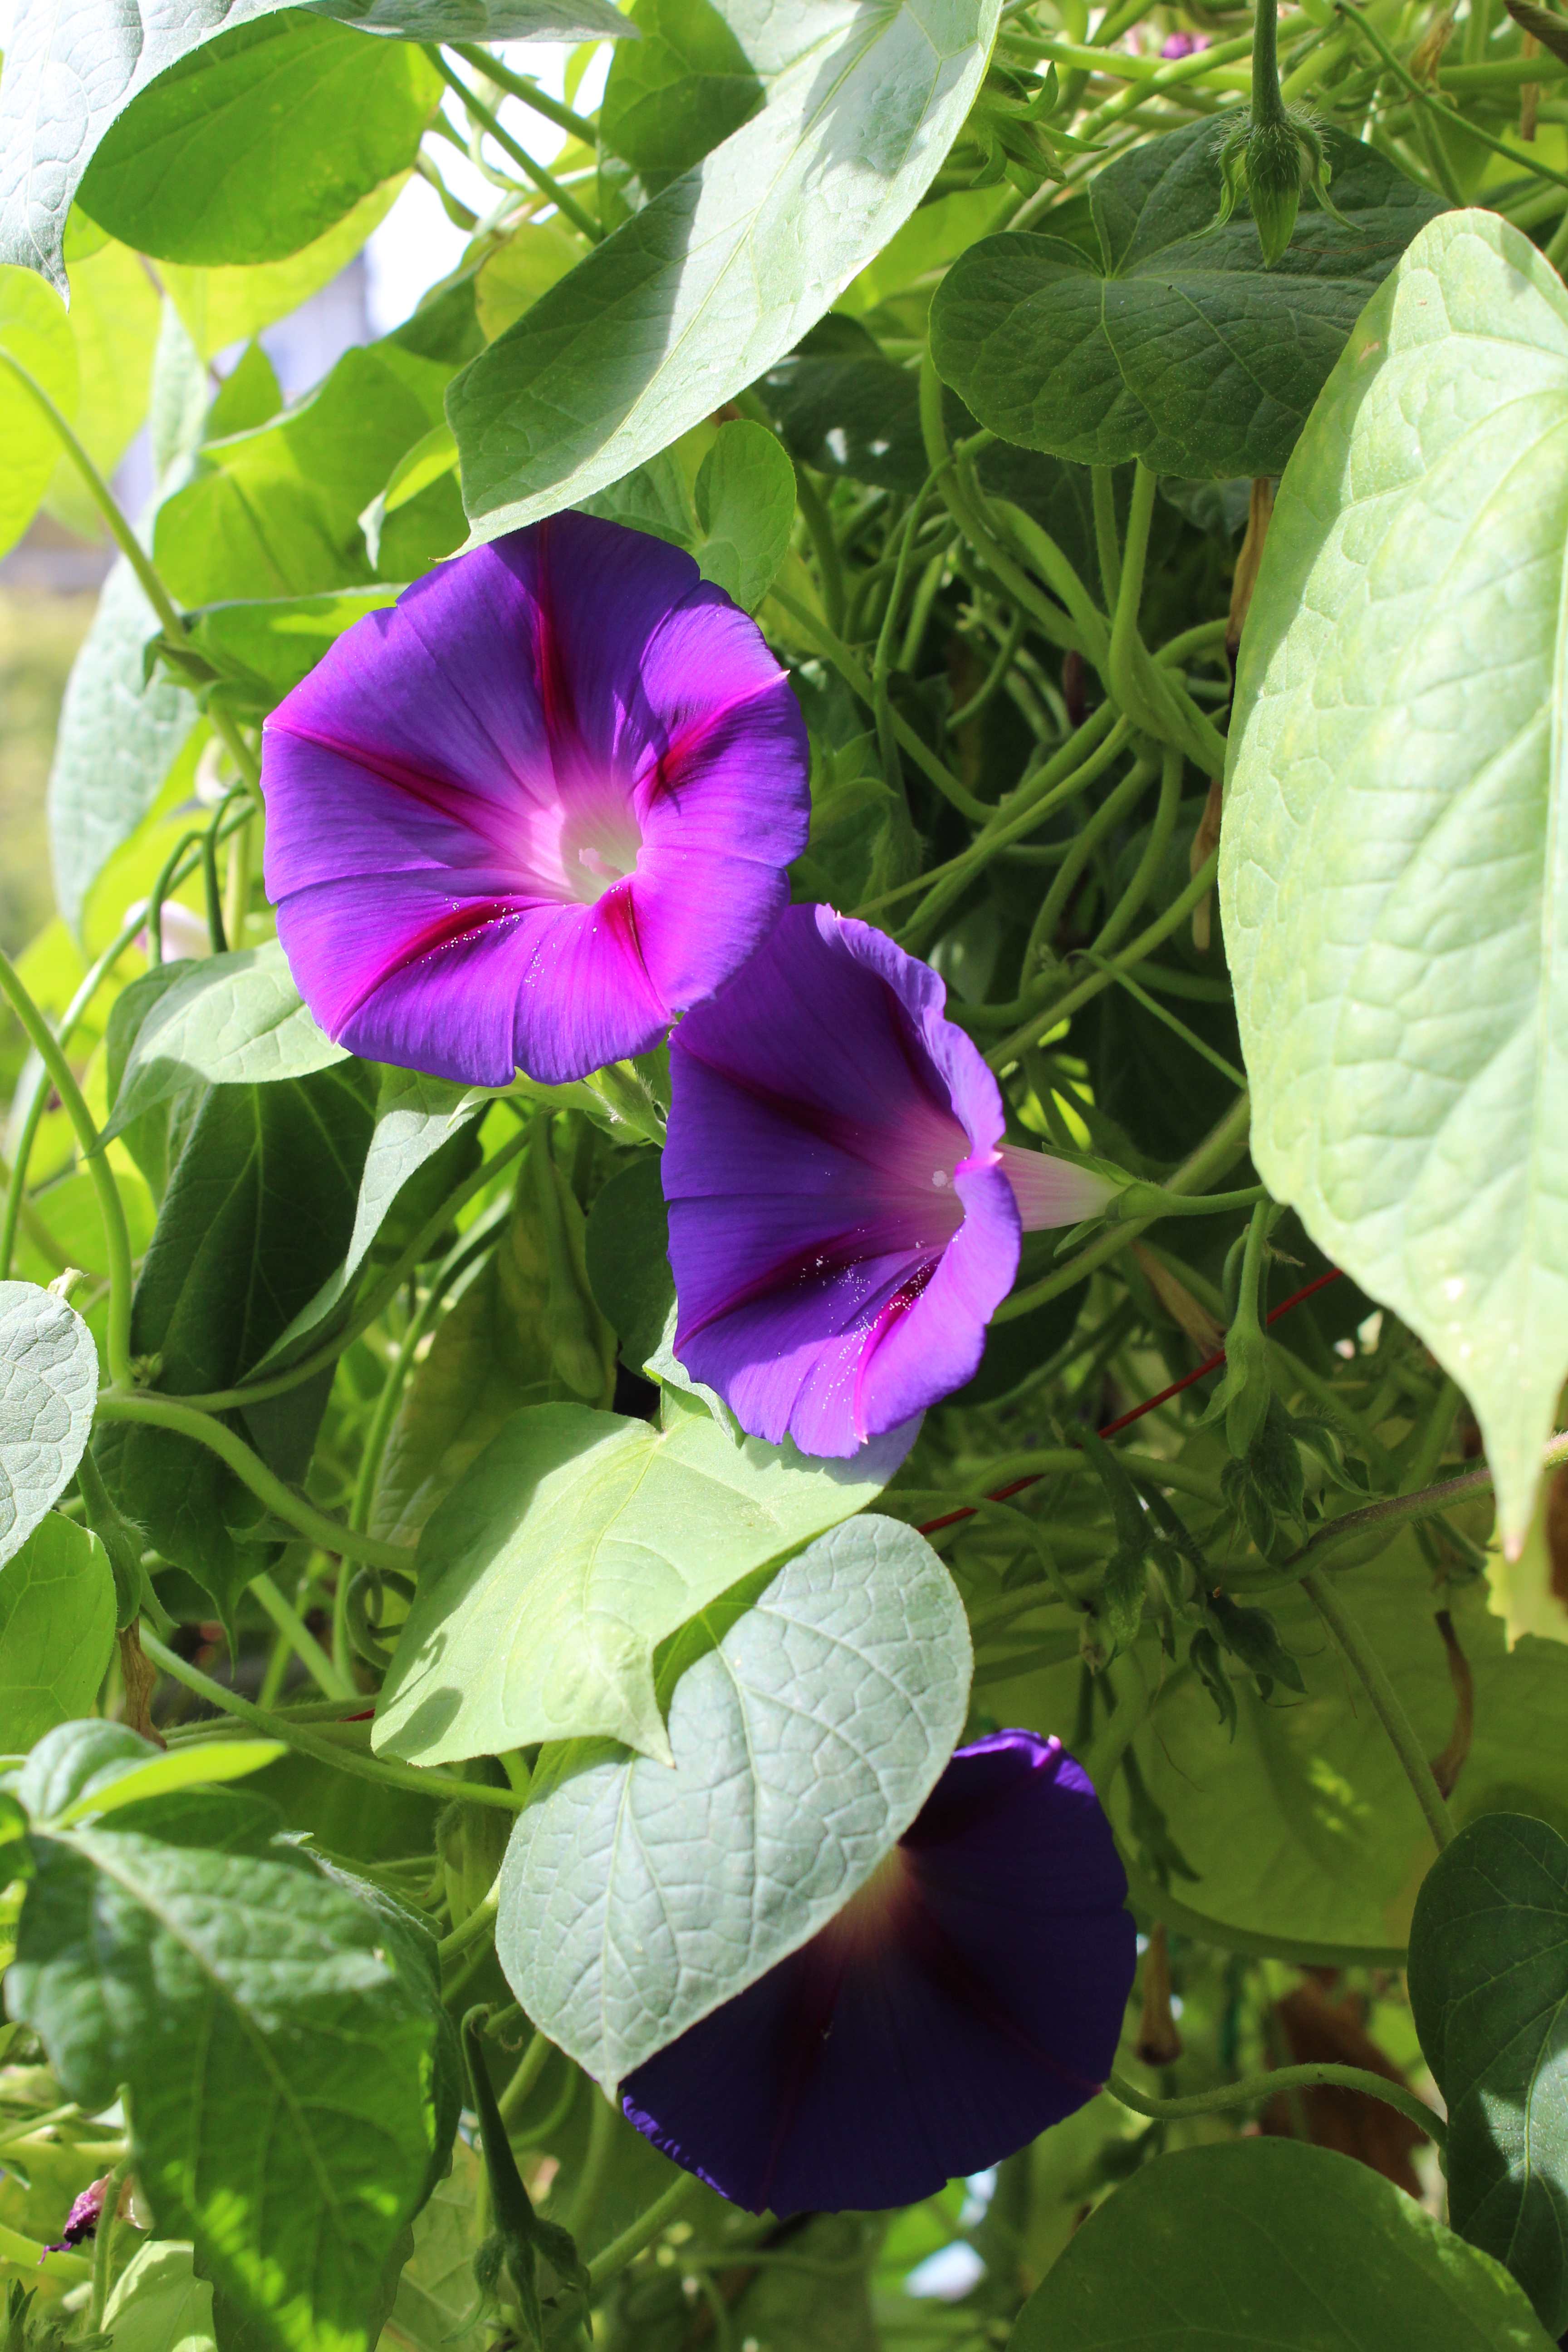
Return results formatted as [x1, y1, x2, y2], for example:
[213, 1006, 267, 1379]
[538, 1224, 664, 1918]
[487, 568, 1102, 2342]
[1106, 2062, 1446, 2145]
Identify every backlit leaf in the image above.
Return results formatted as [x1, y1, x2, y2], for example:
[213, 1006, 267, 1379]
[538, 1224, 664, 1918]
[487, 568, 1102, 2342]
[0, 0, 632, 293]
[0, 265, 78, 559]
[77, 16, 439, 268]
[1222, 210, 1568, 1545]
[374, 1392, 911, 1764]
[449, 0, 1000, 538]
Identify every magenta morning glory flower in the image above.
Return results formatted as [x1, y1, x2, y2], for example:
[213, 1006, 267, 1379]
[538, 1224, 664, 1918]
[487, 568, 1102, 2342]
[663, 904, 1117, 1457]
[260, 514, 810, 1087]
[621, 1730, 1136, 2215]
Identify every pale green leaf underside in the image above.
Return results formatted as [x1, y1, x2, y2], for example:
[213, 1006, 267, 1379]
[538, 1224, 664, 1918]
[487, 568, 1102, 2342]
[1222, 209, 1568, 1547]
[47, 554, 198, 940]
[104, 941, 349, 1137]
[496, 1516, 971, 2090]
[103, 2239, 217, 2352]
[0, 1519, 115, 1752]
[373, 1396, 907, 1764]
[0, 1281, 98, 1568]
[450, 0, 1000, 539]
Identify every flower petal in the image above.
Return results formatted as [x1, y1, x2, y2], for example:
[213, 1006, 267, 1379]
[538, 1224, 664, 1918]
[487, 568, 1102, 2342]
[275, 874, 667, 1086]
[261, 516, 809, 1087]
[666, 904, 1018, 1450]
[621, 1731, 1136, 2215]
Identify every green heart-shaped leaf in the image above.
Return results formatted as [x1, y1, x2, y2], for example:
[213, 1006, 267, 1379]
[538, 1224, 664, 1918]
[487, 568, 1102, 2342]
[931, 120, 1443, 477]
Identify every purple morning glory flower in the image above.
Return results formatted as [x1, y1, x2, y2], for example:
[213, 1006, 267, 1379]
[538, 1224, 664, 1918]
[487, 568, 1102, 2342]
[663, 904, 1117, 1456]
[260, 514, 810, 1087]
[622, 1730, 1136, 2215]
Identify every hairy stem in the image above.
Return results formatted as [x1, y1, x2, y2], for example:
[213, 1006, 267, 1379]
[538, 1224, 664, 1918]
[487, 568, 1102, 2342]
[95, 1391, 416, 1572]
[141, 1630, 528, 1811]
[0, 947, 135, 1387]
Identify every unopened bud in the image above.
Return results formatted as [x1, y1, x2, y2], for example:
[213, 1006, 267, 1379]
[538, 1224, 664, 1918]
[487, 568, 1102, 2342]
[1244, 115, 1303, 264]
[1212, 105, 1348, 268]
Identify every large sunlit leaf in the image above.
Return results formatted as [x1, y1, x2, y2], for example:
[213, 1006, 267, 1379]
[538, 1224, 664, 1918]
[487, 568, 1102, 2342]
[0, 1281, 98, 1571]
[1011, 2140, 1554, 2352]
[1410, 1813, 1568, 2332]
[449, 0, 1000, 539]
[1222, 209, 1568, 1548]
[374, 1392, 911, 1764]
[0, 1519, 115, 1751]
[8, 1757, 455, 2352]
[0, 0, 632, 294]
[77, 18, 440, 268]
[496, 1515, 971, 2089]
[931, 122, 1444, 477]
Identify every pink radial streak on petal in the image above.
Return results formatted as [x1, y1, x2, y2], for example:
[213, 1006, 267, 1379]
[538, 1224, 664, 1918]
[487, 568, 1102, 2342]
[635, 676, 800, 824]
[851, 1257, 940, 1442]
[331, 896, 531, 1033]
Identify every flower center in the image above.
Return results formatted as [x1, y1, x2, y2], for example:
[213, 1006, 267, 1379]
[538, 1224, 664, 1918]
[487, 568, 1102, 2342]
[818, 1845, 916, 1962]
[561, 807, 644, 904]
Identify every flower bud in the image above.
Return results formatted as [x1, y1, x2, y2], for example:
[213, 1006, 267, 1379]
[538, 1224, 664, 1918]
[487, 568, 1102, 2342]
[1244, 114, 1304, 264]
[1212, 104, 1345, 268]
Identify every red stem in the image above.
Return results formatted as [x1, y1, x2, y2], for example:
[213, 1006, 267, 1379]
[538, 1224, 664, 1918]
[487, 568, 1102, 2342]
[917, 1267, 1343, 1536]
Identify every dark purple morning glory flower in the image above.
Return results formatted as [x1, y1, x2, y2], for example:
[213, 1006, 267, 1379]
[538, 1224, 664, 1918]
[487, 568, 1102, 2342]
[663, 904, 1116, 1456]
[621, 1730, 1136, 2215]
[260, 514, 810, 1087]
[44, 2176, 110, 2252]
